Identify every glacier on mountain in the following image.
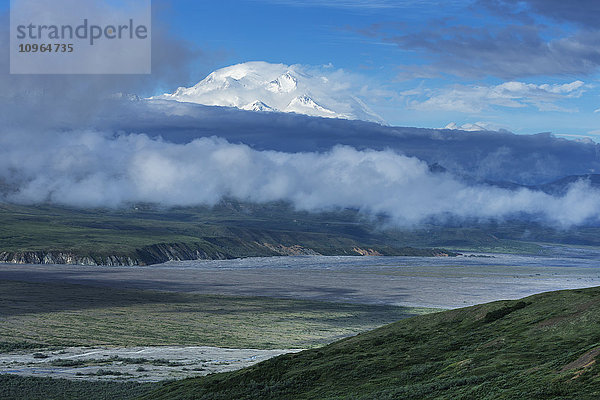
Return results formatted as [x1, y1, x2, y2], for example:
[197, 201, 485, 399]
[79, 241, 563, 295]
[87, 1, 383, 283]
[153, 61, 385, 123]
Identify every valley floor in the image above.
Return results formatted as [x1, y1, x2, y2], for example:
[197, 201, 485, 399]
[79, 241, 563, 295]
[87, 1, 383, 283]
[1, 252, 600, 399]
[1, 252, 599, 308]
[0, 346, 301, 382]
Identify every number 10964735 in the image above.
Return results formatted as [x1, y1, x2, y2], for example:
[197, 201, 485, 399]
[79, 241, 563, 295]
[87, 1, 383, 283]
[18, 43, 74, 53]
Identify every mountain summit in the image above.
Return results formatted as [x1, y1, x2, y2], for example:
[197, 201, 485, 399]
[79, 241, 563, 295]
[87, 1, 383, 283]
[153, 61, 385, 123]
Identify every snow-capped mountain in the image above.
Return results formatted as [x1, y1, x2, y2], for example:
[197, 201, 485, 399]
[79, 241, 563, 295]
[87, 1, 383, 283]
[444, 122, 512, 133]
[153, 61, 385, 123]
[444, 122, 490, 131]
[241, 100, 274, 112]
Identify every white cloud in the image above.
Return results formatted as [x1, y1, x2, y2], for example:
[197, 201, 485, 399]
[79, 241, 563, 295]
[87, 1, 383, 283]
[406, 80, 586, 113]
[2, 130, 600, 227]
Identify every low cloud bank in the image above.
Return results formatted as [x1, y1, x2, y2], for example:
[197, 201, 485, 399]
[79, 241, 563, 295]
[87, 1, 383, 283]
[95, 100, 600, 186]
[1, 130, 599, 227]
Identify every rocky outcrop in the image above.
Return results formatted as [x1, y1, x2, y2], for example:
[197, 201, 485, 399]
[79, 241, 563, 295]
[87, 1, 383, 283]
[0, 243, 457, 267]
[259, 243, 321, 256]
[352, 247, 383, 256]
[0, 251, 139, 266]
[135, 242, 229, 265]
[0, 242, 230, 267]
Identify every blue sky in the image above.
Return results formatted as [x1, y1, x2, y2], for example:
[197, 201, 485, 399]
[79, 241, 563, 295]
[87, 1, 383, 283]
[158, 0, 600, 139]
[3, 0, 599, 139]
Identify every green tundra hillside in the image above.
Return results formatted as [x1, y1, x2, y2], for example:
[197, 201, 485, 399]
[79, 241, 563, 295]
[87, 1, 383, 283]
[6, 200, 600, 265]
[141, 286, 600, 400]
[0, 201, 457, 265]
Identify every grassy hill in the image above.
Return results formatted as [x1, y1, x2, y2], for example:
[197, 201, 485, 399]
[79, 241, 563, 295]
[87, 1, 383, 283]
[2, 200, 600, 265]
[0, 376, 158, 400]
[141, 286, 600, 400]
[0, 201, 457, 265]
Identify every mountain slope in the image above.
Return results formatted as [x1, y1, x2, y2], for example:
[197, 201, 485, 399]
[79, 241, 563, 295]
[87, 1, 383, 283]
[5, 199, 600, 266]
[536, 174, 600, 195]
[140, 286, 600, 400]
[0, 201, 456, 266]
[153, 61, 385, 123]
